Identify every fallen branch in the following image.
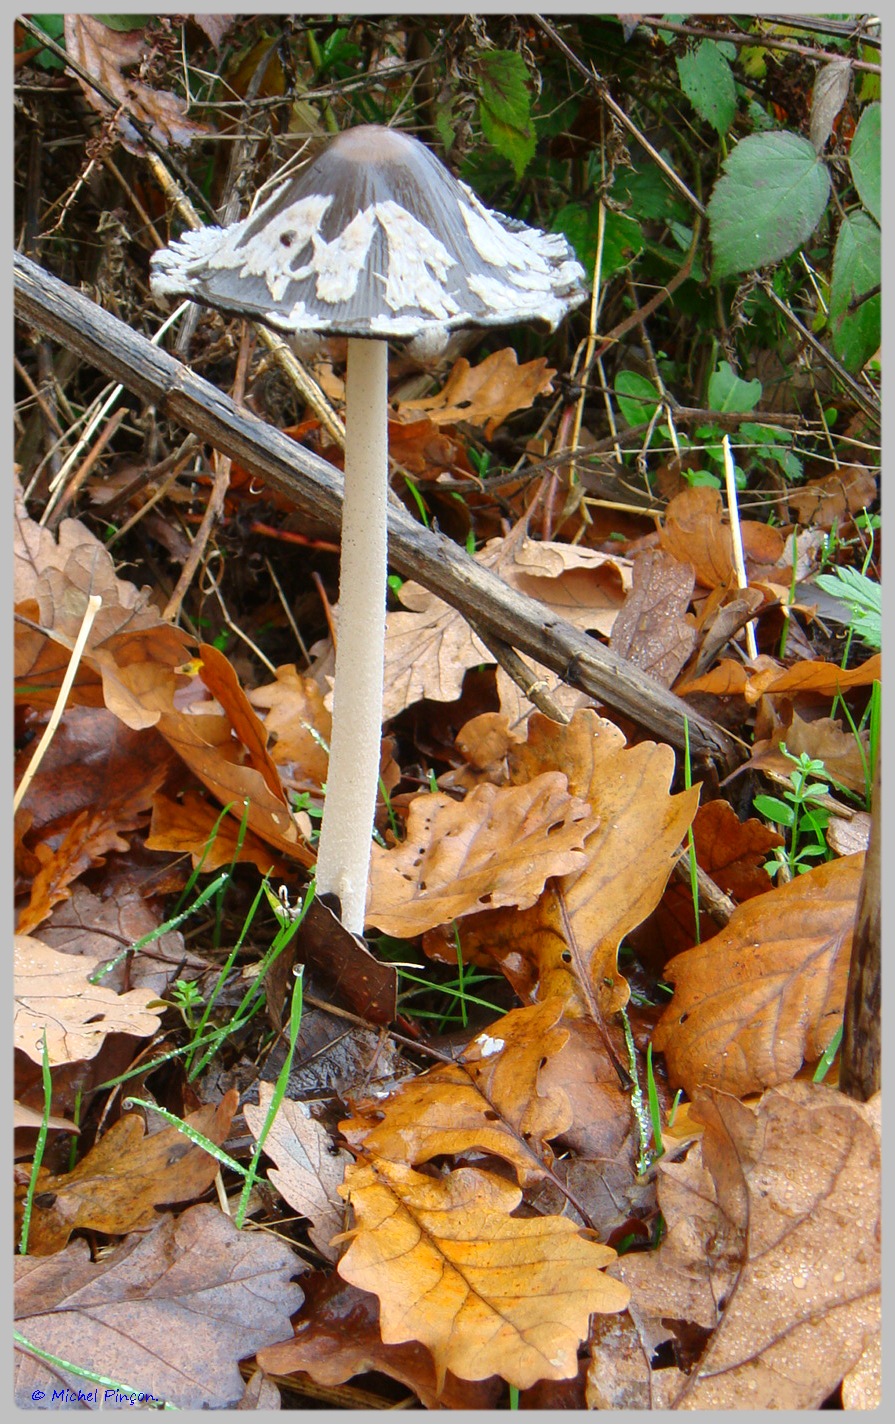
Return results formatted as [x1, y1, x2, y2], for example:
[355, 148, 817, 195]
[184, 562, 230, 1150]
[14, 251, 744, 775]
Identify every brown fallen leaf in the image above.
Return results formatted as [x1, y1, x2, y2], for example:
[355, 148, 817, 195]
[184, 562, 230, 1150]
[652, 853, 864, 1097]
[14, 1203, 305, 1409]
[340, 999, 573, 1187]
[456, 711, 698, 1016]
[679, 651, 881, 700]
[244, 1084, 351, 1262]
[197, 642, 286, 801]
[63, 16, 211, 152]
[14, 705, 177, 838]
[14, 488, 192, 725]
[750, 707, 872, 796]
[610, 547, 697, 686]
[336, 1156, 629, 1391]
[256, 1270, 505, 1410]
[786, 463, 877, 529]
[17, 807, 142, 937]
[366, 773, 597, 937]
[14, 934, 163, 1066]
[39, 880, 198, 1000]
[659, 487, 735, 589]
[15, 1093, 239, 1255]
[613, 1082, 880, 1409]
[147, 789, 291, 877]
[378, 532, 629, 719]
[110, 657, 313, 864]
[247, 663, 331, 789]
[688, 798, 784, 901]
[396, 348, 556, 438]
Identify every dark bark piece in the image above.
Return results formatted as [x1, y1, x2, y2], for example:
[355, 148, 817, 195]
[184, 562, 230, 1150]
[839, 751, 880, 1101]
[14, 252, 743, 774]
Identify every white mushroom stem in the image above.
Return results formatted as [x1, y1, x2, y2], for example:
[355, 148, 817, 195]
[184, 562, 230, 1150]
[314, 337, 389, 934]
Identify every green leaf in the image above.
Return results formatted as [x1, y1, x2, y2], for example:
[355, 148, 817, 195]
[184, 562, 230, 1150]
[676, 40, 737, 135]
[551, 203, 643, 279]
[476, 50, 535, 179]
[849, 102, 880, 222]
[615, 371, 661, 428]
[829, 210, 880, 372]
[753, 796, 795, 828]
[707, 131, 831, 278]
[814, 567, 881, 649]
[19, 14, 66, 69]
[478, 105, 536, 179]
[707, 360, 762, 413]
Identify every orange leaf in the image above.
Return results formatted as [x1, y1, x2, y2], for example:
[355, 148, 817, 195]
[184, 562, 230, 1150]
[337, 1157, 629, 1390]
[396, 348, 556, 438]
[341, 999, 573, 1186]
[458, 712, 699, 1015]
[652, 853, 864, 1096]
[366, 774, 597, 937]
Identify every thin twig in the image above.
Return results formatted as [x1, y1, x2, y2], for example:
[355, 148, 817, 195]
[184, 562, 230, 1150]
[722, 434, 758, 660]
[14, 594, 103, 813]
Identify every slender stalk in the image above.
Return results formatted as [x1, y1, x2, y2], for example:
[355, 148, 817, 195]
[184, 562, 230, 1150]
[314, 338, 389, 933]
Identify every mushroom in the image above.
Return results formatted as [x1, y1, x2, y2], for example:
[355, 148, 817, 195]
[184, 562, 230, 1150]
[151, 124, 587, 935]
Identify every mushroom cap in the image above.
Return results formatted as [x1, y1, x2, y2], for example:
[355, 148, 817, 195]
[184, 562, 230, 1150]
[150, 125, 587, 347]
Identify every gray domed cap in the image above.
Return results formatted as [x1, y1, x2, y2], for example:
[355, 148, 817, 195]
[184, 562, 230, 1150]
[150, 125, 588, 348]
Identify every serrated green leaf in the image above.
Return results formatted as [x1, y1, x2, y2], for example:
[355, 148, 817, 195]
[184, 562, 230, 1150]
[676, 40, 737, 135]
[479, 104, 535, 180]
[849, 102, 880, 222]
[476, 49, 535, 179]
[477, 49, 531, 127]
[434, 102, 456, 154]
[829, 210, 880, 371]
[707, 361, 762, 413]
[615, 371, 661, 428]
[814, 567, 881, 649]
[707, 131, 831, 278]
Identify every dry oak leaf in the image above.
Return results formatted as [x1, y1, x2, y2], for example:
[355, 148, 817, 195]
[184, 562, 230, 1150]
[659, 487, 735, 589]
[17, 807, 142, 938]
[14, 934, 162, 1066]
[613, 1083, 880, 1409]
[244, 1083, 352, 1262]
[340, 998, 573, 1187]
[14, 1203, 305, 1410]
[14, 489, 192, 725]
[749, 708, 872, 797]
[15, 1093, 239, 1255]
[256, 1270, 505, 1411]
[40, 881, 199, 1000]
[454, 711, 698, 1015]
[366, 773, 597, 937]
[396, 348, 556, 438]
[147, 789, 290, 877]
[679, 651, 881, 702]
[610, 547, 697, 686]
[109, 657, 313, 864]
[652, 852, 863, 1097]
[63, 16, 211, 152]
[336, 1156, 629, 1390]
[247, 663, 332, 789]
[379, 534, 629, 719]
[786, 463, 877, 529]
